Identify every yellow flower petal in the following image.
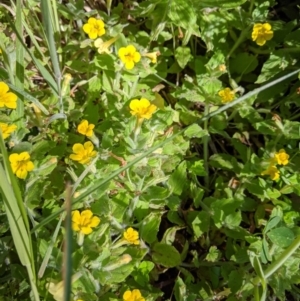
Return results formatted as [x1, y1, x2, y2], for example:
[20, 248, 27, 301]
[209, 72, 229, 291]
[123, 291, 132, 301]
[72, 143, 85, 154]
[81, 226, 93, 235]
[0, 82, 9, 94]
[84, 141, 94, 153]
[81, 209, 93, 220]
[90, 216, 100, 227]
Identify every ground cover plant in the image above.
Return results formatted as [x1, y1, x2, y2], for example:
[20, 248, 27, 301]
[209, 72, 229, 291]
[1, 0, 300, 300]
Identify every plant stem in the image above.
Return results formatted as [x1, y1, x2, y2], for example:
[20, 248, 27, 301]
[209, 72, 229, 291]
[203, 103, 210, 190]
[252, 235, 300, 285]
[227, 26, 251, 60]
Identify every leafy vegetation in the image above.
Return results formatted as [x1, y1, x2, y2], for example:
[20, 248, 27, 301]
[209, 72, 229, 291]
[1, 0, 300, 301]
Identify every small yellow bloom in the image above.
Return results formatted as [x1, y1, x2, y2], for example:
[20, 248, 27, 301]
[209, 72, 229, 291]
[72, 210, 100, 235]
[274, 149, 289, 165]
[252, 23, 273, 46]
[261, 165, 280, 181]
[77, 120, 95, 137]
[218, 88, 235, 103]
[123, 227, 139, 245]
[123, 289, 145, 301]
[69, 142, 97, 164]
[118, 45, 141, 70]
[143, 51, 160, 63]
[9, 152, 34, 179]
[219, 64, 226, 72]
[0, 82, 18, 109]
[94, 37, 118, 54]
[129, 98, 157, 120]
[83, 17, 105, 39]
[0, 123, 17, 139]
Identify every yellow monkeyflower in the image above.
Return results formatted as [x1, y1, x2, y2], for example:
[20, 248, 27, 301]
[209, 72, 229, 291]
[261, 165, 280, 181]
[218, 88, 235, 103]
[123, 227, 140, 245]
[219, 64, 226, 72]
[9, 152, 34, 179]
[77, 120, 95, 137]
[83, 17, 105, 39]
[0, 123, 17, 139]
[69, 141, 97, 164]
[123, 289, 145, 301]
[72, 210, 100, 235]
[118, 45, 141, 70]
[94, 37, 118, 54]
[274, 149, 289, 165]
[143, 51, 160, 63]
[130, 98, 157, 120]
[0, 82, 18, 109]
[252, 23, 273, 46]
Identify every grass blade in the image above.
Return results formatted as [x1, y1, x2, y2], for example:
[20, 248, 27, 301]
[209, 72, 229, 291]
[0, 131, 39, 301]
[15, 0, 25, 128]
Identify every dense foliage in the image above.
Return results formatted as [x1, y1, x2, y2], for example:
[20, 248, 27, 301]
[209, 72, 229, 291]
[1, 0, 300, 301]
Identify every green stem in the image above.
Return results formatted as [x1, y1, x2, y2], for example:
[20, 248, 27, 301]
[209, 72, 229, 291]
[203, 104, 209, 190]
[227, 26, 251, 60]
[253, 235, 300, 285]
[264, 236, 300, 279]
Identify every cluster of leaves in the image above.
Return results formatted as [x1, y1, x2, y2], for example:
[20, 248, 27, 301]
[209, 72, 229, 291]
[1, 0, 300, 301]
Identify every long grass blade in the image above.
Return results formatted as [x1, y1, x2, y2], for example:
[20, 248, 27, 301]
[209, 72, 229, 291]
[7, 83, 50, 115]
[41, 0, 62, 111]
[0, 131, 39, 301]
[7, 19, 59, 95]
[15, 0, 25, 128]
[63, 184, 72, 301]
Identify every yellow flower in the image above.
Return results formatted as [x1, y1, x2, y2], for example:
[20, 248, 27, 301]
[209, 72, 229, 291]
[219, 64, 226, 72]
[118, 45, 141, 70]
[252, 23, 273, 46]
[83, 17, 105, 39]
[0, 82, 18, 109]
[9, 152, 34, 179]
[129, 98, 157, 120]
[94, 37, 118, 54]
[69, 141, 97, 164]
[77, 120, 95, 137]
[143, 51, 160, 63]
[274, 149, 289, 165]
[123, 289, 145, 301]
[72, 210, 100, 235]
[123, 227, 139, 245]
[0, 123, 17, 139]
[218, 88, 235, 103]
[261, 165, 280, 181]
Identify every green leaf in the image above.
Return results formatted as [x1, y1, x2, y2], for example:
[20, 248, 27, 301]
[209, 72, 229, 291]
[174, 276, 187, 301]
[195, 0, 247, 8]
[256, 51, 292, 84]
[228, 270, 243, 294]
[168, 161, 187, 195]
[206, 246, 221, 262]
[267, 227, 295, 248]
[152, 243, 181, 267]
[190, 211, 210, 238]
[132, 261, 155, 287]
[209, 153, 241, 171]
[184, 124, 208, 138]
[263, 216, 281, 234]
[168, 0, 199, 36]
[139, 212, 162, 244]
[175, 46, 192, 69]
[230, 53, 258, 75]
